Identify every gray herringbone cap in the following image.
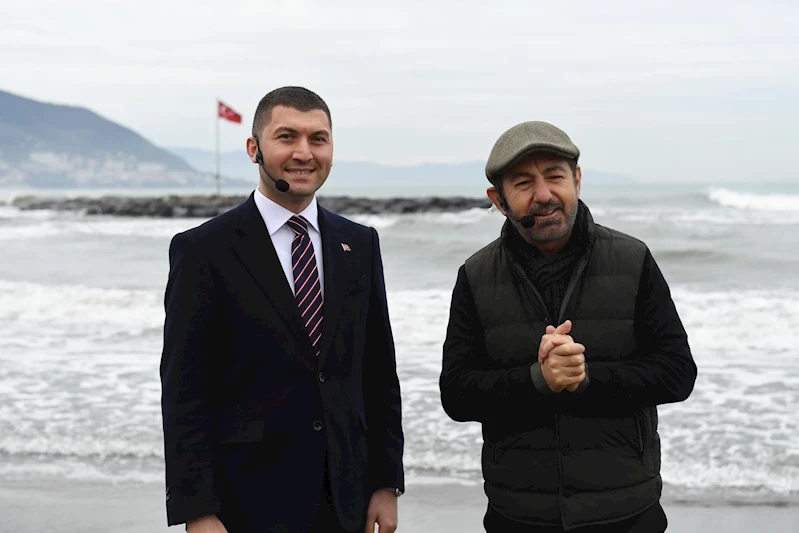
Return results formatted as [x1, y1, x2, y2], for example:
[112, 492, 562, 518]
[485, 121, 580, 182]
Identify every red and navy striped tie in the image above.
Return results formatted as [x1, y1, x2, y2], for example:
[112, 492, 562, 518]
[287, 216, 323, 354]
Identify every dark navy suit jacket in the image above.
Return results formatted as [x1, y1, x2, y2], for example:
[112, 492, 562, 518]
[160, 194, 404, 532]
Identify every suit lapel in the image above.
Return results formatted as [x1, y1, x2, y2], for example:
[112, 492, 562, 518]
[317, 207, 348, 368]
[230, 194, 314, 354]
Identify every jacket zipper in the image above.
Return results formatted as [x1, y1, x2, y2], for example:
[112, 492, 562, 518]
[557, 241, 593, 324]
[633, 410, 646, 464]
[510, 261, 552, 323]
[504, 231, 594, 326]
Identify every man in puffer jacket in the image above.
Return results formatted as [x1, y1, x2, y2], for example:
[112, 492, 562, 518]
[439, 121, 697, 532]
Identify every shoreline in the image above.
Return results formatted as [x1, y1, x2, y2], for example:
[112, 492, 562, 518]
[5, 194, 493, 218]
[1, 454, 796, 510]
[1, 477, 798, 532]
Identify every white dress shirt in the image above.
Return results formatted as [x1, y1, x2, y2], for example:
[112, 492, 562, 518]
[253, 188, 324, 298]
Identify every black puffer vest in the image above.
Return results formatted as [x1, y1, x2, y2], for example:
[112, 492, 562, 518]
[464, 211, 661, 530]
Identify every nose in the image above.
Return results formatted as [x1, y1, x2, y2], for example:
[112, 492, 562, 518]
[532, 178, 552, 204]
[292, 137, 313, 162]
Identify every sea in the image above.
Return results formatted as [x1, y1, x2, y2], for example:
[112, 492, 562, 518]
[1, 180, 797, 507]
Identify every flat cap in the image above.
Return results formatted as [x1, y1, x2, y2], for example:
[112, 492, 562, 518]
[485, 121, 580, 182]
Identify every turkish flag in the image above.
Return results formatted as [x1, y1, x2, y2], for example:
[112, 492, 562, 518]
[218, 101, 242, 123]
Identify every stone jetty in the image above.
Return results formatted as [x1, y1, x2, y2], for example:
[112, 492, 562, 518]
[8, 194, 493, 218]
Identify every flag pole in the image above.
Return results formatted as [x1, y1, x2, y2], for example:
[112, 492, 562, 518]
[215, 99, 221, 195]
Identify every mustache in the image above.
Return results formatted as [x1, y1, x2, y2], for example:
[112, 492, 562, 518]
[528, 201, 564, 216]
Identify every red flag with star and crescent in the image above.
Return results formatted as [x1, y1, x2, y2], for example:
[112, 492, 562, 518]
[218, 100, 242, 123]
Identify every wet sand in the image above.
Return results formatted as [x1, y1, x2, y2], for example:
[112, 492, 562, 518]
[1, 478, 797, 532]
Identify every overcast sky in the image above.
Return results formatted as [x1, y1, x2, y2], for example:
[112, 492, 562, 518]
[2, 0, 797, 182]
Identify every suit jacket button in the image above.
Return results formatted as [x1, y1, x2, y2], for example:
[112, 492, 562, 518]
[313, 420, 323, 432]
[165, 486, 171, 501]
[318, 372, 325, 383]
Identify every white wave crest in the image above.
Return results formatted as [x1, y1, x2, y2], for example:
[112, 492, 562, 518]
[0, 209, 495, 240]
[708, 188, 799, 212]
[2, 280, 799, 499]
[0, 458, 163, 484]
[0, 205, 58, 220]
[350, 207, 494, 230]
[0, 280, 163, 339]
[0, 215, 207, 240]
[348, 214, 401, 229]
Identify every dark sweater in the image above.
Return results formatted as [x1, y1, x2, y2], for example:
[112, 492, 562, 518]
[506, 201, 591, 321]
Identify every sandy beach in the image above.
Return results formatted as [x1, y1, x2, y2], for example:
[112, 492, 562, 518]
[1, 478, 797, 532]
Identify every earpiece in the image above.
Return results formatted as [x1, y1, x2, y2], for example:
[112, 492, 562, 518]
[252, 136, 290, 193]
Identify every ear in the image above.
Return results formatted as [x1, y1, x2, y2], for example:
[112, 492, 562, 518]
[574, 165, 582, 198]
[486, 187, 507, 216]
[246, 137, 259, 164]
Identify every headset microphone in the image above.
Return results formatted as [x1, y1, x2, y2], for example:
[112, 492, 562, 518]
[500, 199, 536, 228]
[517, 214, 536, 229]
[253, 136, 290, 193]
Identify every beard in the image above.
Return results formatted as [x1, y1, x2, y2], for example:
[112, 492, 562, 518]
[520, 198, 579, 244]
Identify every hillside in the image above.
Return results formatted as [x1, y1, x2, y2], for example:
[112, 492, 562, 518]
[0, 90, 217, 188]
[0, 89, 636, 191]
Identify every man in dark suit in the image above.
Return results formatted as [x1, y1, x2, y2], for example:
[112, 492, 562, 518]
[160, 86, 404, 533]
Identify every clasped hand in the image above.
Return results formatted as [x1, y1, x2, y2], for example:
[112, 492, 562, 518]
[538, 320, 586, 393]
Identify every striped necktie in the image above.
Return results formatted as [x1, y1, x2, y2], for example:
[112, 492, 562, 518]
[287, 216, 323, 354]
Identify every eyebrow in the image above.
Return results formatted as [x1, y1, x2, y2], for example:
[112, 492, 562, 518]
[542, 164, 567, 174]
[508, 171, 537, 180]
[273, 127, 330, 137]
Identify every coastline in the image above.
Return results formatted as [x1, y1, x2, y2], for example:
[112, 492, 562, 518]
[5, 194, 493, 218]
[1, 477, 798, 532]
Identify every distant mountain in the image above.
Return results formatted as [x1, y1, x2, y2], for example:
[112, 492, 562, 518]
[0, 89, 635, 191]
[168, 146, 492, 189]
[0, 90, 232, 188]
[168, 147, 636, 193]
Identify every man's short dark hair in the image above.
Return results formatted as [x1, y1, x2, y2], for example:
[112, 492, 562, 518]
[252, 86, 332, 137]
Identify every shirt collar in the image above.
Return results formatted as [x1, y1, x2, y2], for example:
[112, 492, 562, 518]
[253, 188, 320, 236]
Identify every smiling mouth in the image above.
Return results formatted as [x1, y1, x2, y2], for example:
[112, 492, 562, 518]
[286, 169, 315, 176]
[535, 209, 558, 217]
